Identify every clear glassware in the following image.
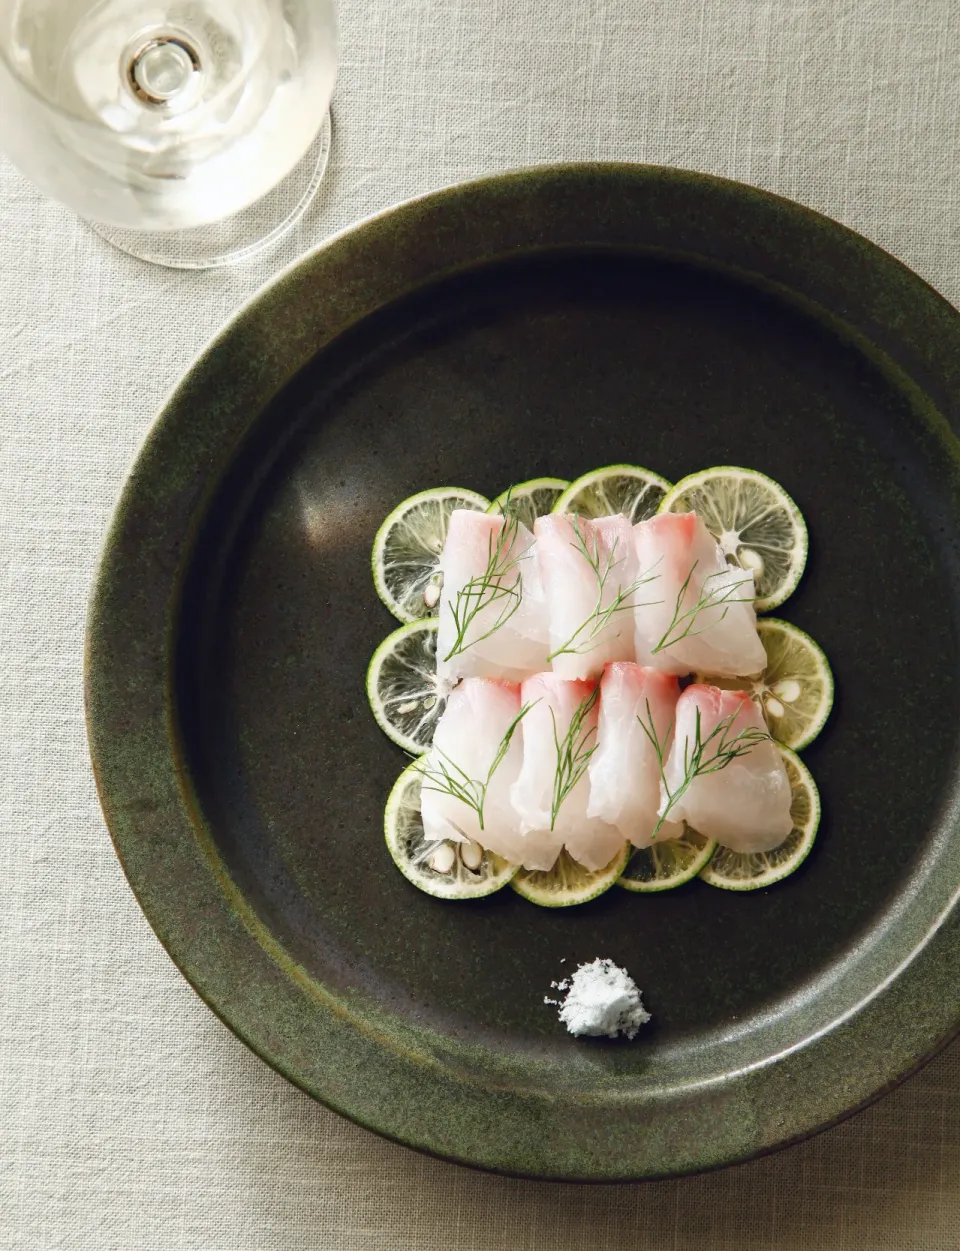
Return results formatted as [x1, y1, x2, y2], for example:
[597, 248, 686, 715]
[0, 0, 338, 266]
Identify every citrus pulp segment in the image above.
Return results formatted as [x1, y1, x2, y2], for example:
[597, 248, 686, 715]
[372, 486, 490, 622]
[487, 477, 570, 529]
[659, 466, 807, 611]
[385, 761, 518, 899]
[366, 619, 445, 754]
[553, 465, 672, 524]
[511, 844, 631, 906]
[618, 827, 717, 892]
[699, 745, 820, 890]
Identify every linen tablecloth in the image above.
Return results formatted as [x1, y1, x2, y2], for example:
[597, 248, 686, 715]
[3, 0, 960, 1246]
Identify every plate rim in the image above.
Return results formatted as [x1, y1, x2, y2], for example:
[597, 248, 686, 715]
[85, 161, 960, 1181]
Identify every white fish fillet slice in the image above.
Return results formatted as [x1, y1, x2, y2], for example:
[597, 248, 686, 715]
[420, 678, 526, 863]
[436, 510, 550, 687]
[662, 684, 793, 852]
[511, 673, 624, 871]
[634, 511, 766, 677]
[535, 513, 641, 681]
[587, 662, 682, 848]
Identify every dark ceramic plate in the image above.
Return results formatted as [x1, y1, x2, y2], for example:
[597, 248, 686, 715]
[86, 165, 960, 1181]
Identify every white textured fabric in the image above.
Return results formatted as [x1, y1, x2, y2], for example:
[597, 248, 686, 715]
[3, 0, 960, 1246]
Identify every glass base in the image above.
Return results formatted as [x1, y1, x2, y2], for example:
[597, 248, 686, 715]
[88, 111, 331, 268]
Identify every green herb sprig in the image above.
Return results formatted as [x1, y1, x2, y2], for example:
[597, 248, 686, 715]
[549, 685, 601, 828]
[637, 697, 770, 839]
[443, 495, 529, 661]
[651, 562, 755, 655]
[419, 700, 535, 830]
[547, 520, 661, 662]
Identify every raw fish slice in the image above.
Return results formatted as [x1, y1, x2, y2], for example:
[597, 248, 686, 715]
[511, 673, 624, 871]
[634, 511, 766, 677]
[535, 513, 641, 681]
[662, 685, 793, 852]
[587, 663, 682, 848]
[420, 678, 525, 863]
[436, 510, 550, 686]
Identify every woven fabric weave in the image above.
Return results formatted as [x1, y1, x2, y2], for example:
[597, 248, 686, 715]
[3, 0, 960, 1245]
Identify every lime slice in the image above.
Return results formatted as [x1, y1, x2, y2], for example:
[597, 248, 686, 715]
[658, 466, 808, 611]
[372, 486, 490, 623]
[698, 745, 820, 890]
[366, 619, 445, 754]
[617, 827, 716, 892]
[511, 844, 630, 907]
[384, 760, 518, 899]
[553, 465, 672, 524]
[487, 477, 569, 529]
[696, 618, 833, 751]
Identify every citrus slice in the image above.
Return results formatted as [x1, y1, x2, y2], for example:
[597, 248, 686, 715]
[511, 844, 630, 907]
[384, 760, 518, 899]
[617, 827, 716, 892]
[487, 477, 569, 529]
[658, 466, 808, 611]
[372, 486, 490, 622]
[366, 619, 444, 754]
[699, 745, 820, 890]
[553, 465, 672, 524]
[696, 618, 833, 751]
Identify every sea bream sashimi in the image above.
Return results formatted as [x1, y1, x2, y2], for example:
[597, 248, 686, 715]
[633, 511, 766, 677]
[586, 662, 683, 848]
[436, 510, 550, 687]
[660, 684, 793, 852]
[511, 673, 625, 871]
[419, 677, 527, 863]
[534, 513, 647, 681]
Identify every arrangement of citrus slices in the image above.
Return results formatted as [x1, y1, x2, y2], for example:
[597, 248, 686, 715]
[369, 465, 830, 905]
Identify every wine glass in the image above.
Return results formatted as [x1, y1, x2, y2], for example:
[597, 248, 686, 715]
[0, 0, 338, 267]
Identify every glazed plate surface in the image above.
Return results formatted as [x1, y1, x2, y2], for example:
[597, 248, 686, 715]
[86, 165, 960, 1180]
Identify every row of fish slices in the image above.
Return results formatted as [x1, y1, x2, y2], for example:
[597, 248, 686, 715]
[420, 663, 794, 874]
[434, 508, 767, 689]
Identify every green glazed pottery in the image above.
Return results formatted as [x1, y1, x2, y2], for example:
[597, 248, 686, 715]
[86, 164, 960, 1180]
